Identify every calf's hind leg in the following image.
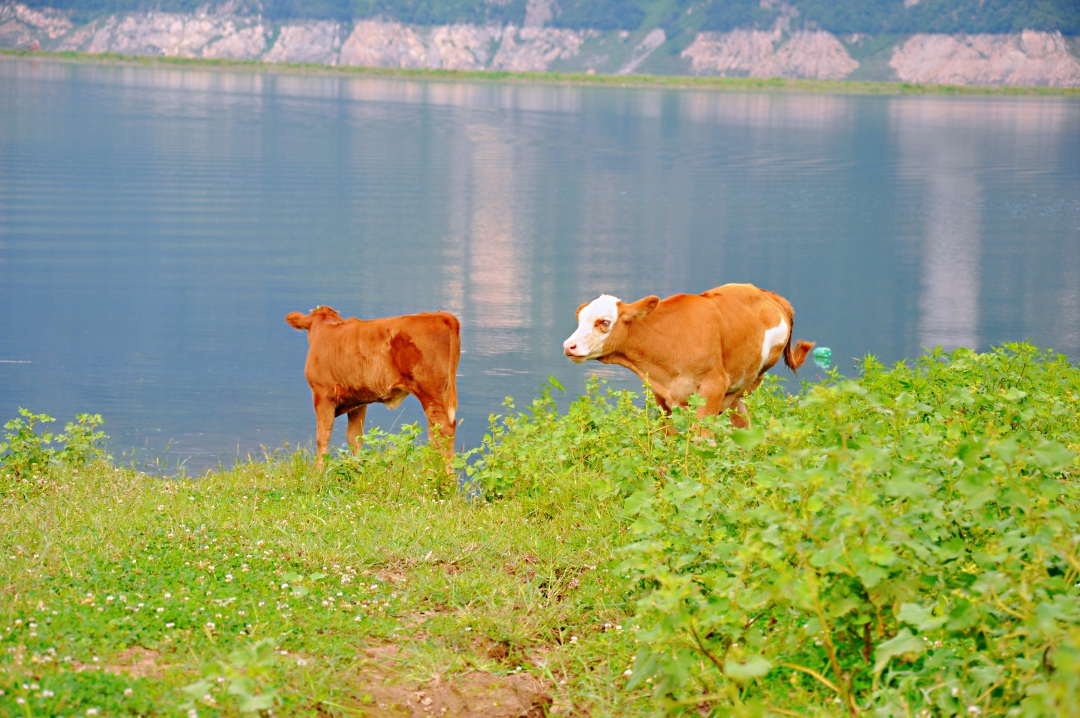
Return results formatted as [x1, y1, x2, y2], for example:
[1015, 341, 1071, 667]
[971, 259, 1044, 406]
[416, 393, 457, 463]
[346, 405, 368, 454]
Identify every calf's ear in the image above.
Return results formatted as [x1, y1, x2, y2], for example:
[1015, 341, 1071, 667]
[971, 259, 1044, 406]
[575, 302, 589, 320]
[286, 312, 312, 330]
[621, 295, 659, 322]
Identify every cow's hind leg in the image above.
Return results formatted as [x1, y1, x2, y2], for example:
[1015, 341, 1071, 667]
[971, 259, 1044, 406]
[727, 395, 750, 429]
[728, 374, 767, 429]
[692, 377, 732, 438]
[313, 395, 337, 469]
[416, 394, 456, 465]
[346, 405, 368, 455]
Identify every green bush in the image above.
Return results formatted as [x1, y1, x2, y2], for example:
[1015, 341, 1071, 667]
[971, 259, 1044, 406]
[616, 344, 1080, 715]
[0, 409, 108, 485]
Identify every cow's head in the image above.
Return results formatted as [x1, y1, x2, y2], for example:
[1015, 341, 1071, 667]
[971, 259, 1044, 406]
[563, 294, 658, 362]
[286, 305, 344, 333]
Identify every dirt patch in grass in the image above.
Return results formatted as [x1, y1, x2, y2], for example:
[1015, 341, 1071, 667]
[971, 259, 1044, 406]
[71, 647, 165, 678]
[353, 649, 552, 717]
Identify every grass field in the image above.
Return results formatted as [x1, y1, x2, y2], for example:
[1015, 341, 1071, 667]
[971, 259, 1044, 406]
[2, 343, 1079, 716]
[3, 48, 1080, 96]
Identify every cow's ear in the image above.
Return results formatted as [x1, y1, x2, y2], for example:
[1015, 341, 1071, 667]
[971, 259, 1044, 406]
[286, 312, 312, 330]
[575, 302, 589, 320]
[622, 296, 659, 322]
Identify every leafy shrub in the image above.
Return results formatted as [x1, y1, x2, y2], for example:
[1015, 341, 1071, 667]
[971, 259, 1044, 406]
[0, 408, 108, 483]
[181, 637, 280, 713]
[326, 422, 457, 498]
[464, 376, 661, 500]
[617, 344, 1080, 715]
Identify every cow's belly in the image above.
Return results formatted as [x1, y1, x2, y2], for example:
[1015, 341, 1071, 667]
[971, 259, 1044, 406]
[331, 382, 407, 412]
[668, 375, 699, 403]
[382, 388, 410, 409]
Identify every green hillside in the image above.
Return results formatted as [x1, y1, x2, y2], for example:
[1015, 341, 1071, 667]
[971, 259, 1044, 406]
[22, 0, 1080, 35]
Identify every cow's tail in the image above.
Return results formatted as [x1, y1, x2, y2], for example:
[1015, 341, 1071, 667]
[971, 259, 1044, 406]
[764, 290, 815, 375]
[445, 314, 461, 429]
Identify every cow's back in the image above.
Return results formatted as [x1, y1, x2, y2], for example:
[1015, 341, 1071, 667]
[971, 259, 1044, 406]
[382, 312, 460, 389]
[700, 283, 791, 383]
[305, 312, 459, 400]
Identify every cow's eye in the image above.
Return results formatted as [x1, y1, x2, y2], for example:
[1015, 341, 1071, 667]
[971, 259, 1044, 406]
[596, 319, 611, 331]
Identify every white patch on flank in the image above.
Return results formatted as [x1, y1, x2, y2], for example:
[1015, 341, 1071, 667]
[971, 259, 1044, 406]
[448, 406, 456, 424]
[563, 294, 620, 361]
[760, 319, 789, 371]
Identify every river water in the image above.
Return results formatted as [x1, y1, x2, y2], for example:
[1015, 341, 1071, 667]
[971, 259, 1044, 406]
[2, 58, 1078, 471]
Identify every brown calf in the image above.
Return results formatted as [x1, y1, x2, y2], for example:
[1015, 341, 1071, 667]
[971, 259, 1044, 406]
[286, 306, 460, 467]
[562, 283, 813, 428]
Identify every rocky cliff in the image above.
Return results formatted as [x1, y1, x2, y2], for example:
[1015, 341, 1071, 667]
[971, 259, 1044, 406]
[2, 1, 1078, 85]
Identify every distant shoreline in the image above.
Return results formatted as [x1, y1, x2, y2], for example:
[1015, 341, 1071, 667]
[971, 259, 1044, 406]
[4, 48, 1079, 96]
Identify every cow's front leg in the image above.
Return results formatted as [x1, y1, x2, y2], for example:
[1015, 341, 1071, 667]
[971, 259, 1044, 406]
[346, 405, 368, 454]
[313, 395, 336, 469]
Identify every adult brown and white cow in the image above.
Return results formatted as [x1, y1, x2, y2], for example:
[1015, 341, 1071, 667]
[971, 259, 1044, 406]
[286, 306, 460, 467]
[562, 283, 814, 427]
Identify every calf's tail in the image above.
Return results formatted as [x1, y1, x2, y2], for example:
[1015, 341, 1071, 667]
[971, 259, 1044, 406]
[445, 315, 461, 428]
[764, 289, 815, 375]
[784, 337, 816, 374]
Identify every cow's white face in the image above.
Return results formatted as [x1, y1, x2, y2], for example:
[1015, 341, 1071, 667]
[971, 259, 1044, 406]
[563, 295, 620, 362]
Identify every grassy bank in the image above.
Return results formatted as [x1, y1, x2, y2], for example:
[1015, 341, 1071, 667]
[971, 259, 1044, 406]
[2, 343, 1079, 716]
[4, 48, 1080, 96]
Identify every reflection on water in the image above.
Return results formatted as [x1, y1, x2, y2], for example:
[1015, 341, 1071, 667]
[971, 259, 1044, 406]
[463, 123, 530, 356]
[1, 58, 1078, 470]
[680, 91, 855, 130]
[893, 101, 983, 351]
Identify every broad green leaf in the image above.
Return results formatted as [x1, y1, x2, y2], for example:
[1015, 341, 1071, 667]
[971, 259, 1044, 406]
[731, 427, 765, 450]
[957, 437, 985, 466]
[724, 654, 772, 681]
[282, 572, 303, 583]
[990, 437, 1020, 464]
[1031, 440, 1075, 473]
[239, 690, 277, 712]
[897, 603, 946, 632]
[873, 628, 925, 673]
[181, 680, 214, 698]
[623, 489, 652, 517]
[227, 676, 256, 697]
[1002, 388, 1028, 402]
[867, 543, 897, 567]
[308, 572, 328, 581]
